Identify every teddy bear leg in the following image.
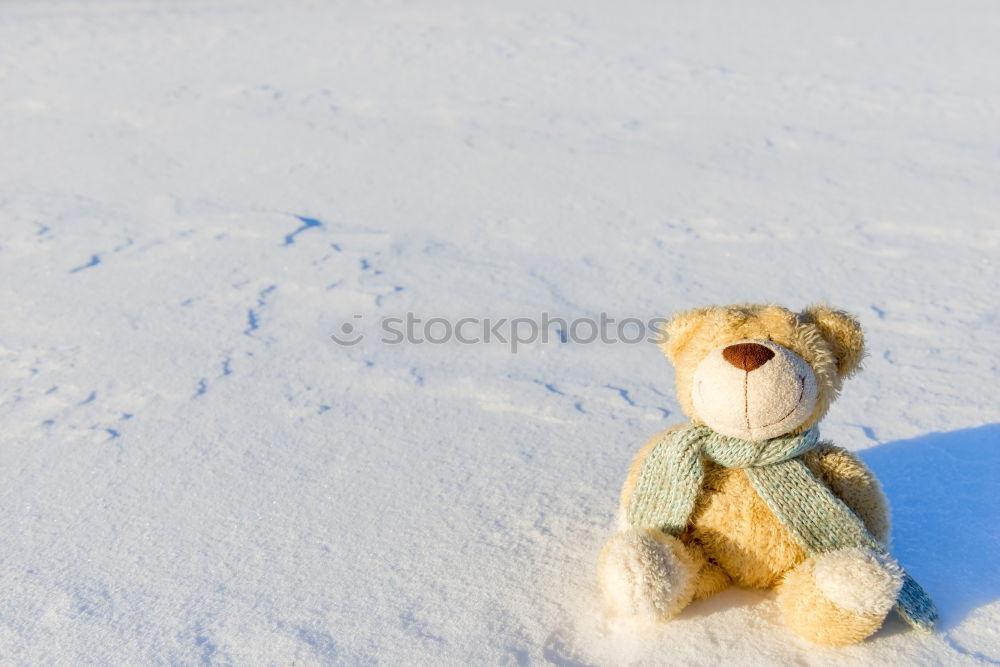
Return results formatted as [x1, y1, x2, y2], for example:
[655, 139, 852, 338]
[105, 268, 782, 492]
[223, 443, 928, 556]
[777, 547, 903, 646]
[598, 528, 699, 622]
[684, 540, 731, 602]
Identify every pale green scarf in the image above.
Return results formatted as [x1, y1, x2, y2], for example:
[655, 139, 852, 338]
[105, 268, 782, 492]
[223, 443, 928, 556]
[628, 424, 937, 631]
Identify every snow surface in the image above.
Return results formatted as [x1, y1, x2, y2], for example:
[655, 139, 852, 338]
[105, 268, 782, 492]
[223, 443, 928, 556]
[2, 1, 999, 664]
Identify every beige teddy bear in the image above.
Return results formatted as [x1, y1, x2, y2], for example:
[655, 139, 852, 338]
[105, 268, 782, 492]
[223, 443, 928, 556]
[599, 304, 936, 646]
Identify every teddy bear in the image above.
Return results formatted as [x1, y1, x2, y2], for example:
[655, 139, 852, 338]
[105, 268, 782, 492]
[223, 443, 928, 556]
[598, 304, 936, 646]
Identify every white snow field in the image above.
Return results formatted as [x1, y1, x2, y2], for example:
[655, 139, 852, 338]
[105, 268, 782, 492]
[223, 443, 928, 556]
[2, 1, 1000, 664]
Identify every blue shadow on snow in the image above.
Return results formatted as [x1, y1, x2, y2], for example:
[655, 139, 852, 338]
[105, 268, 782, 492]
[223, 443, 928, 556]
[860, 423, 1000, 631]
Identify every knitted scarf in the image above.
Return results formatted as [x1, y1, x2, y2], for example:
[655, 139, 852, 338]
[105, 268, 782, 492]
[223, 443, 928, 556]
[627, 424, 937, 631]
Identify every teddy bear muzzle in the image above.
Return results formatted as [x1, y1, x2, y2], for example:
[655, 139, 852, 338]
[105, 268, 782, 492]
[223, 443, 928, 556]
[691, 339, 819, 441]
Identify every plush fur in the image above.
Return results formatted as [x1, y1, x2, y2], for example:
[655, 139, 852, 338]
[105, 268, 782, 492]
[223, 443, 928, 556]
[602, 304, 900, 646]
[657, 304, 864, 437]
[692, 339, 819, 440]
[598, 529, 698, 622]
[778, 555, 893, 646]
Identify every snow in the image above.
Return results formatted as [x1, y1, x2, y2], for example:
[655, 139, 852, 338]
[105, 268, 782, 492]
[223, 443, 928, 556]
[1, 1, 999, 664]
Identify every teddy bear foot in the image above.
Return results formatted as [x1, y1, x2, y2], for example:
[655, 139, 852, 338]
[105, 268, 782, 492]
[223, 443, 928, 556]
[598, 528, 697, 623]
[778, 547, 904, 646]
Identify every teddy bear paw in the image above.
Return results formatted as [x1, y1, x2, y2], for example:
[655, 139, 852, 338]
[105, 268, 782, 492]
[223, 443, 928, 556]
[812, 546, 904, 617]
[598, 528, 696, 622]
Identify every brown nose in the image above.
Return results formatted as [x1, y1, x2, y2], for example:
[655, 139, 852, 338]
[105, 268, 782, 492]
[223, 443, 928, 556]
[722, 342, 775, 372]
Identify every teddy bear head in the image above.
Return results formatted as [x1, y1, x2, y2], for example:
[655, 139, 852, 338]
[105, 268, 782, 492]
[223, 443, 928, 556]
[658, 304, 865, 441]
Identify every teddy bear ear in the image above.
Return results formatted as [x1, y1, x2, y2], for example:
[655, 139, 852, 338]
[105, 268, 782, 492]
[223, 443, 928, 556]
[800, 305, 866, 377]
[656, 308, 708, 363]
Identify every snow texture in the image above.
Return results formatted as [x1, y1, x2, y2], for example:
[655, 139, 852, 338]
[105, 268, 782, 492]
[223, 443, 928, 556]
[2, 1, 999, 664]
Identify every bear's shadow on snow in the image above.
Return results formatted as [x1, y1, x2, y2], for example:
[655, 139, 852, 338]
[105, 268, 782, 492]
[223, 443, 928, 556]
[860, 423, 1000, 633]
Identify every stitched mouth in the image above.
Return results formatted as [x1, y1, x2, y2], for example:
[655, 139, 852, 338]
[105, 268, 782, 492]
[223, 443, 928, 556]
[697, 373, 808, 434]
[749, 374, 807, 431]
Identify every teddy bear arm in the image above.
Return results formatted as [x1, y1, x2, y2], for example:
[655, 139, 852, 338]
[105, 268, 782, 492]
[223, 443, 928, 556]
[804, 444, 891, 545]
